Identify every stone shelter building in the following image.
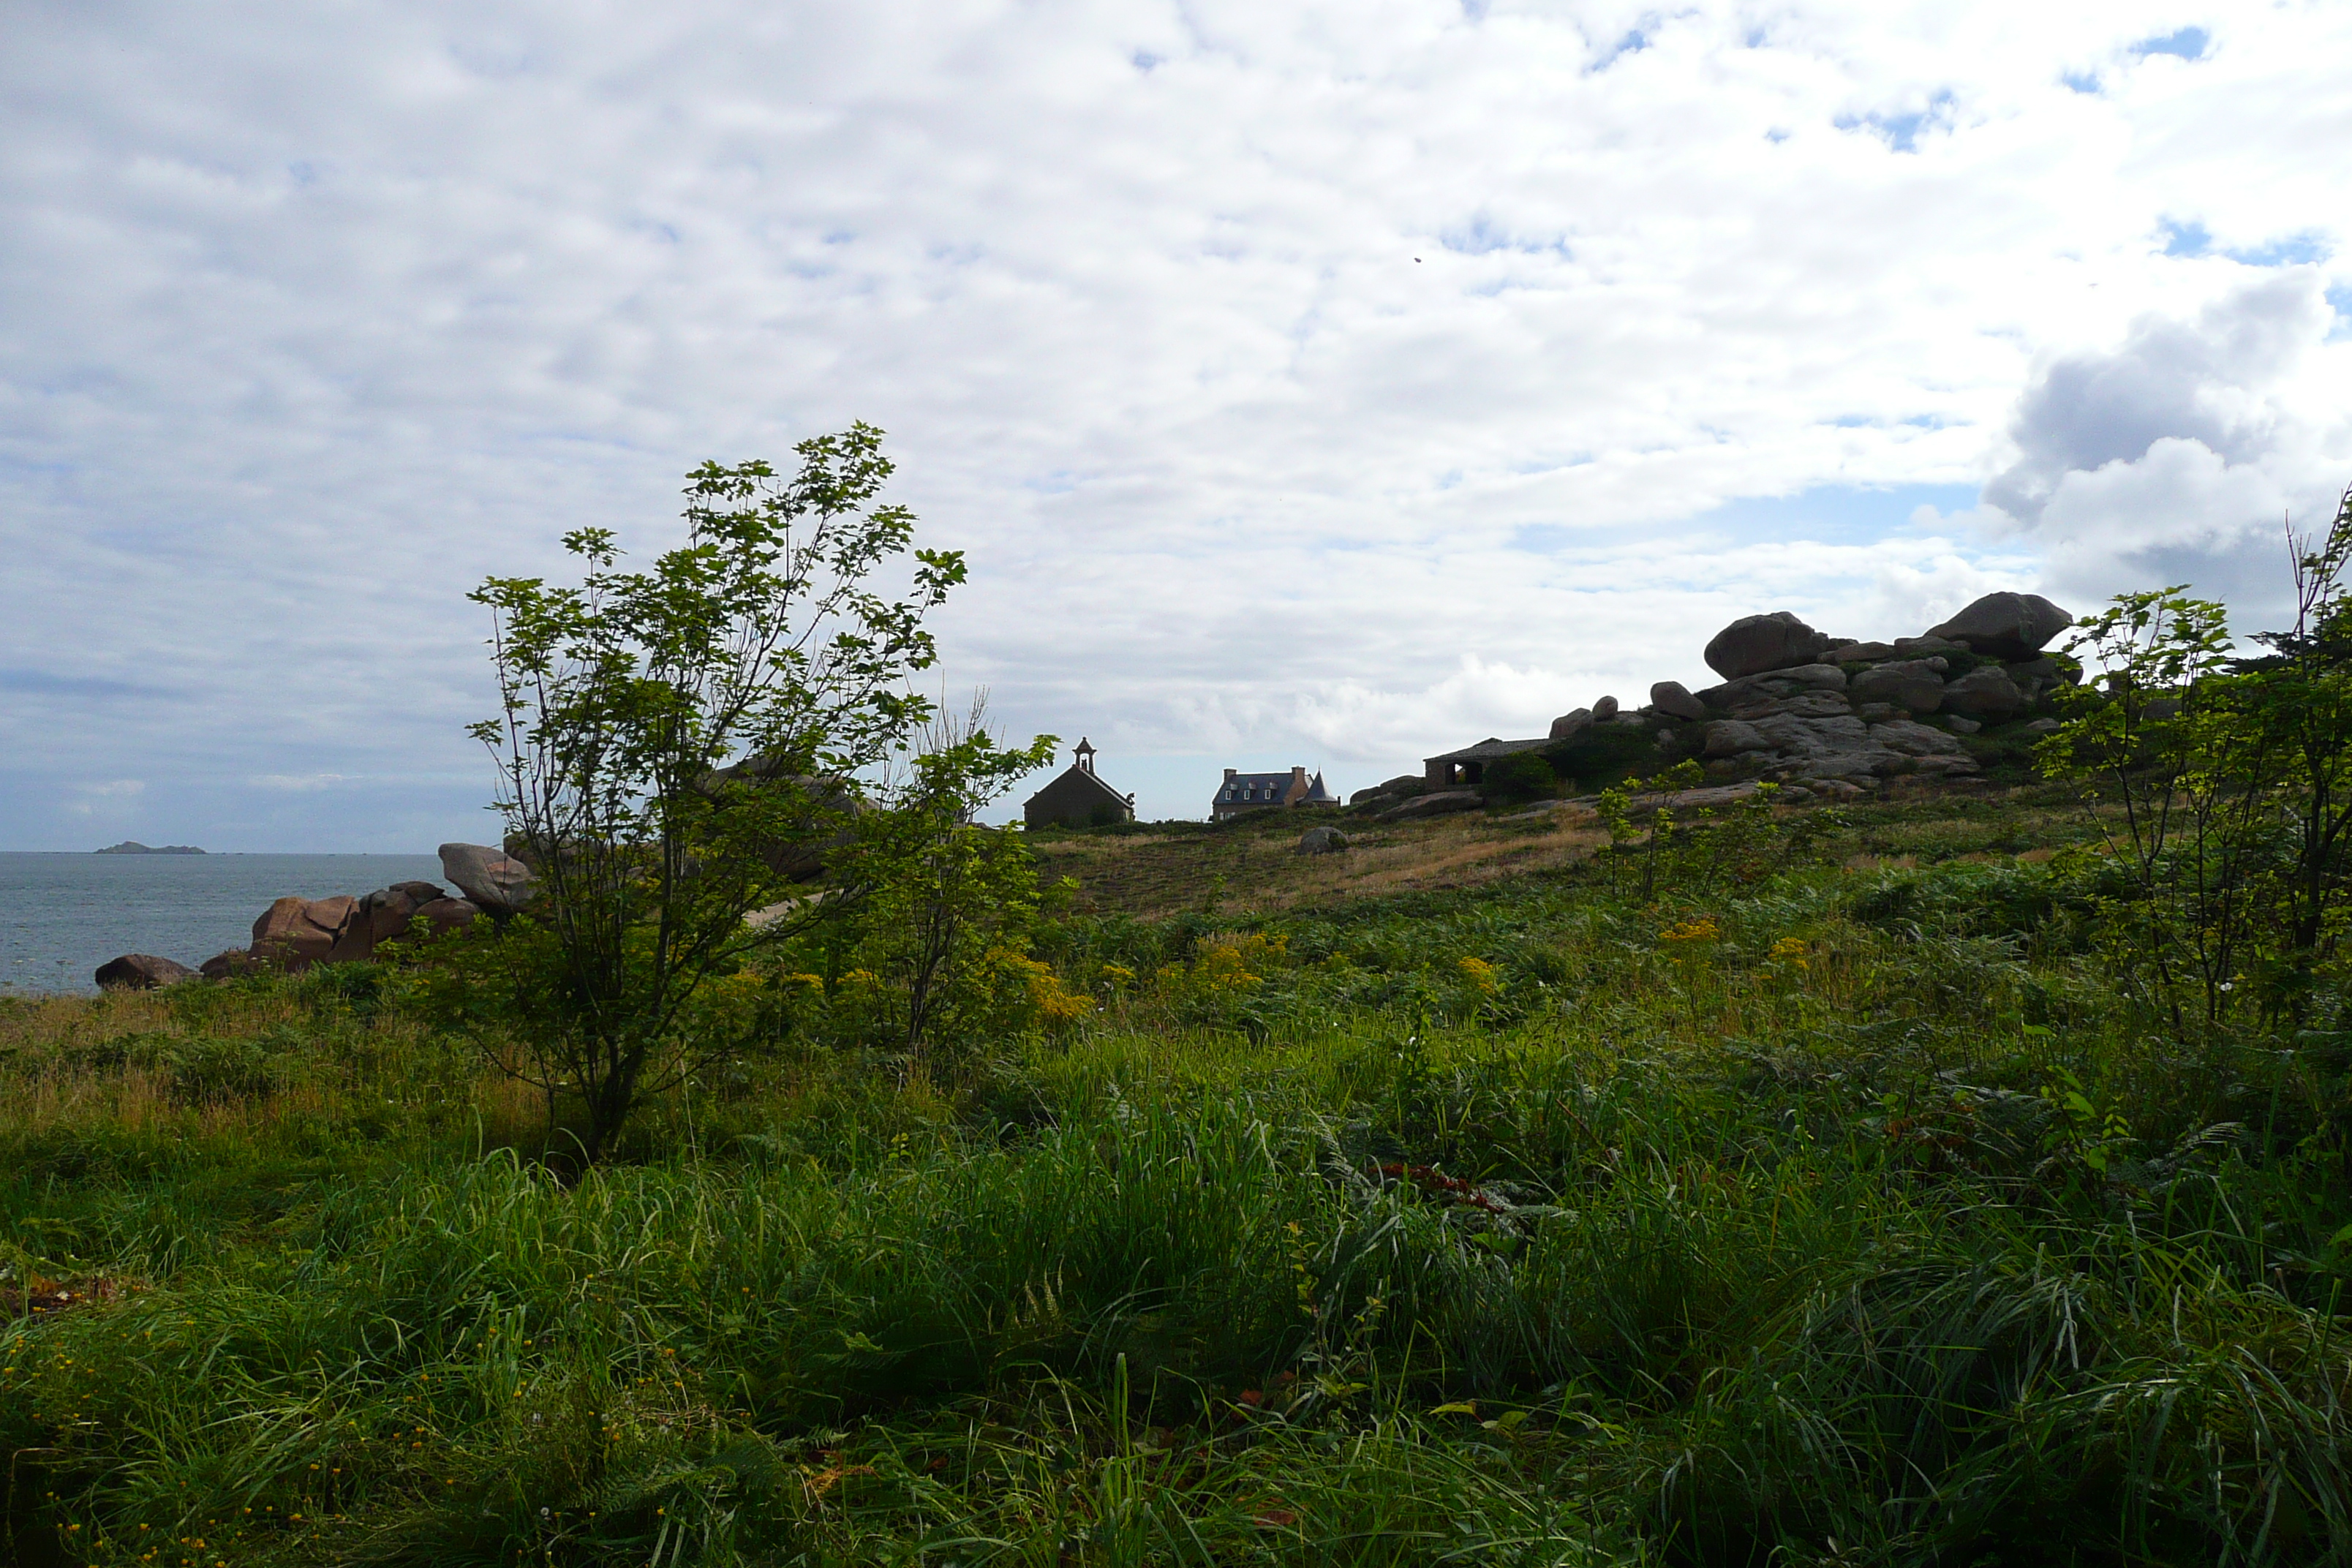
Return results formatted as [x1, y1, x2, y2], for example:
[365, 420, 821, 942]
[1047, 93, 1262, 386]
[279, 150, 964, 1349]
[1211, 765, 1337, 819]
[1022, 739, 1136, 829]
[1423, 737, 1550, 791]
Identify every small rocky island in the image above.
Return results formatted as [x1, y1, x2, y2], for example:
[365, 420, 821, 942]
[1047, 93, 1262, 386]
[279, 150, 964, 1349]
[94, 840, 206, 855]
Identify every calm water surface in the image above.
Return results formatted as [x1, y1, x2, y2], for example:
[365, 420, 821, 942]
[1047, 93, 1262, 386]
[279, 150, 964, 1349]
[0, 852, 448, 995]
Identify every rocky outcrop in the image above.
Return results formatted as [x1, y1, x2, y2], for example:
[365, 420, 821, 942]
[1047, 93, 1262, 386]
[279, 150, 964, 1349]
[213, 876, 464, 976]
[1940, 666, 2029, 721]
[1651, 680, 1706, 721]
[1442, 592, 2077, 796]
[1376, 789, 1482, 822]
[97, 870, 464, 984]
[359, 887, 422, 944]
[95, 954, 196, 990]
[1835, 636, 1961, 665]
[439, 843, 537, 915]
[1850, 660, 1946, 713]
[1928, 592, 2073, 660]
[1704, 720, 1768, 757]
[250, 894, 358, 971]
[1704, 612, 1831, 679]
[1296, 825, 1349, 855]
[413, 897, 483, 936]
[1351, 774, 1424, 805]
[687, 763, 872, 883]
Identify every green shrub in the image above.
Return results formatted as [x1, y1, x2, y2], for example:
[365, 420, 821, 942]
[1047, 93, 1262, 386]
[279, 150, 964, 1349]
[1540, 723, 1667, 793]
[1479, 750, 1556, 802]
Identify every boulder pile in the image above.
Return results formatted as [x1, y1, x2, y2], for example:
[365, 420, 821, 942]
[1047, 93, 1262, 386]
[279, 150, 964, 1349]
[234, 878, 482, 976]
[1591, 592, 2075, 795]
[96, 842, 529, 988]
[1349, 773, 1426, 806]
[1351, 590, 2080, 817]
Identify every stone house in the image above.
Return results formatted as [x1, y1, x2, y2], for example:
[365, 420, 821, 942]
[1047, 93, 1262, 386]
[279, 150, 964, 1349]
[1022, 739, 1136, 829]
[1211, 765, 1337, 819]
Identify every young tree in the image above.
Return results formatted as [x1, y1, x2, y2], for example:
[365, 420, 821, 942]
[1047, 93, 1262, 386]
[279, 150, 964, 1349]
[462, 424, 962, 1164]
[2036, 587, 2262, 1029]
[2038, 482, 2352, 1028]
[805, 694, 1059, 1071]
[2240, 483, 2352, 1015]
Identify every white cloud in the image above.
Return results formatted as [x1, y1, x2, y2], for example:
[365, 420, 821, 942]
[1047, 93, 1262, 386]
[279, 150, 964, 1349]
[1978, 272, 2352, 619]
[1981, 275, 2319, 524]
[3, 0, 2349, 839]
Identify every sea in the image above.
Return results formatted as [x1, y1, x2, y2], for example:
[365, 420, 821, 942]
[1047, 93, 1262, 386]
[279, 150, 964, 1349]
[0, 852, 448, 996]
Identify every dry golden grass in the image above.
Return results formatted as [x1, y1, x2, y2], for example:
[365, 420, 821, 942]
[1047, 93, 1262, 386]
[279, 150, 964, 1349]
[1030, 807, 1609, 919]
[7, 1059, 353, 1143]
[0, 989, 178, 1051]
[0, 984, 522, 1150]
[0, 986, 321, 1054]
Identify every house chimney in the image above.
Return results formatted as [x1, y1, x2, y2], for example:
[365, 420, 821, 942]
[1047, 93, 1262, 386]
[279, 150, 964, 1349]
[1224, 767, 1237, 780]
[1291, 766, 1307, 783]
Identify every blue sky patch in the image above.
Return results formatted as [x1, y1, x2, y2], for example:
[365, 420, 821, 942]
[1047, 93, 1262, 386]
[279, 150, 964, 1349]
[2158, 218, 2210, 257]
[2132, 27, 2209, 61]
[2227, 233, 2330, 266]
[1684, 482, 1982, 544]
[1836, 93, 1953, 154]
[1509, 481, 1983, 556]
[1593, 28, 1648, 70]
[1439, 216, 1569, 258]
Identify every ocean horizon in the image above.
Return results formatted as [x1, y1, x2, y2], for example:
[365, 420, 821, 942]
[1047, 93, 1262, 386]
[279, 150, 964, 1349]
[0, 851, 448, 995]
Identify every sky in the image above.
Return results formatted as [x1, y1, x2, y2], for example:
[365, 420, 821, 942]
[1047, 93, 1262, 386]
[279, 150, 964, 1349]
[3, 0, 2348, 847]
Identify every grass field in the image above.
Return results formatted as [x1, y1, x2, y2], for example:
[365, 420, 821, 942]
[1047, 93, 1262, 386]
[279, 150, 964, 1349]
[4, 785, 2350, 1566]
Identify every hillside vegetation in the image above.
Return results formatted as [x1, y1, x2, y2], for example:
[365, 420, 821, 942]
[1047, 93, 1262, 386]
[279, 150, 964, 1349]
[7, 479, 2351, 1566]
[5, 779, 2350, 1567]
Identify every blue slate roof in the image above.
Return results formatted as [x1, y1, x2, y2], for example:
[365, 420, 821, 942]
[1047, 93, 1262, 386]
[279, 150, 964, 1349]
[1213, 770, 1335, 807]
